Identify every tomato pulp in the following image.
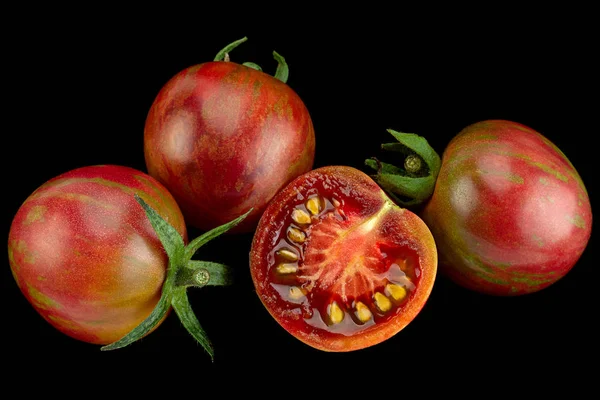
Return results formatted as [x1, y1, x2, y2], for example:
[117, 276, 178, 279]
[250, 166, 437, 352]
[421, 120, 592, 295]
[8, 165, 187, 345]
[144, 40, 315, 233]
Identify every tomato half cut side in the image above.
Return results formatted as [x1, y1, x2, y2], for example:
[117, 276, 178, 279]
[250, 166, 437, 352]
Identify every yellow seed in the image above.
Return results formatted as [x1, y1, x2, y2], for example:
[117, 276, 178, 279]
[287, 227, 306, 243]
[306, 197, 321, 215]
[276, 263, 298, 274]
[355, 301, 372, 323]
[386, 283, 407, 301]
[289, 286, 305, 299]
[277, 248, 298, 261]
[329, 301, 344, 324]
[291, 208, 312, 224]
[332, 198, 341, 207]
[374, 292, 392, 312]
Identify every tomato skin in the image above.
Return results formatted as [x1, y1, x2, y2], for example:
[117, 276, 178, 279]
[421, 120, 592, 296]
[250, 166, 437, 352]
[144, 61, 315, 233]
[8, 165, 187, 345]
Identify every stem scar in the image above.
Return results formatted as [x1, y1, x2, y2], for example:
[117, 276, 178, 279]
[194, 268, 210, 286]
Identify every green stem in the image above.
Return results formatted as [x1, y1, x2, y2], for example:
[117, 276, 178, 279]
[365, 129, 441, 207]
[176, 265, 209, 288]
[404, 154, 422, 174]
[177, 261, 233, 287]
[190, 260, 233, 286]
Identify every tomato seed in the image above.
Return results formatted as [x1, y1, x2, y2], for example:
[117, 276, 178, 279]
[355, 301, 372, 323]
[287, 227, 306, 243]
[291, 209, 312, 224]
[289, 286, 305, 300]
[374, 292, 392, 312]
[386, 283, 407, 301]
[328, 301, 344, 324]
[276, 263, 298, 274]
[277, 248, 299, 261]
[306, 197, 321, 215]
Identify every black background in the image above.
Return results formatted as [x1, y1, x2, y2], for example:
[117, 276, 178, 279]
[4, 9, 596, 384]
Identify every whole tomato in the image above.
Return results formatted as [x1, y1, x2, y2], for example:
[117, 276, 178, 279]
[8, 165, 187, 345]
[250, 166, 437, 351]
[8, 164, 249, 358]
[144, 37, 315, 233]
[366, 120, 592, 296]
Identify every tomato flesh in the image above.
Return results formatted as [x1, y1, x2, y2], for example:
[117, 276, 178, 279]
[250, 166, 437, 352]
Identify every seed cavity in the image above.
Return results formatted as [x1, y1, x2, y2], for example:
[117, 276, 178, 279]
[328, 301, 344, 324]
[374, 292, 392, 312]
[291, 208, 312, 225]
[276, 263, 298, 274]
[287, 227, 306, 243]
[386, 283, 407, 301]
[355, 301, 372, 323]
[289, 286, 305, 300]
[306, 197, 321, 215]
[277, 248, 298, 261]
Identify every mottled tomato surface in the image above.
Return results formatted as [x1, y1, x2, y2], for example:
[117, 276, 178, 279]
[8, 165, 187, 345]
[421, 120, 592, 296]
[250, 166, 437, 352]
[144, 59, 315, 233]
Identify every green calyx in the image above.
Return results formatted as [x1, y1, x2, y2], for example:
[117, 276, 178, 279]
[100, 194, 251, 361]
[365, 129, 441, 207]
[213, 36, 289, 83]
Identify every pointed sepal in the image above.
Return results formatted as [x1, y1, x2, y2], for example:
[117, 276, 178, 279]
[171, 287, 215, 361]
[100, 195, 252, 359]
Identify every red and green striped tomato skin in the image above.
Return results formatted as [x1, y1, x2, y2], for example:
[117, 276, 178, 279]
[8, 165, 187, 344]
[144, 61, 316, 233]
[421, 120, 592, 296]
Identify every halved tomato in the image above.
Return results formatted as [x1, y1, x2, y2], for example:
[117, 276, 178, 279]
[249, 166, 437, 352]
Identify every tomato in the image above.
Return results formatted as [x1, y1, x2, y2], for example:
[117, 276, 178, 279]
[420, 120, 592, 295]
[7, 165, 187, 345]
[144, 37, 315, 233]
[366, 120, 592, 296]
[249, 165, 437, 352]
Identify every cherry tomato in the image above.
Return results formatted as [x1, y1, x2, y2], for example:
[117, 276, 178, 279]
[250, 165, 437, 351]
[8, 165, 187, 345]
[144, 37, 315, 233]
[421, 120, 592, 295]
